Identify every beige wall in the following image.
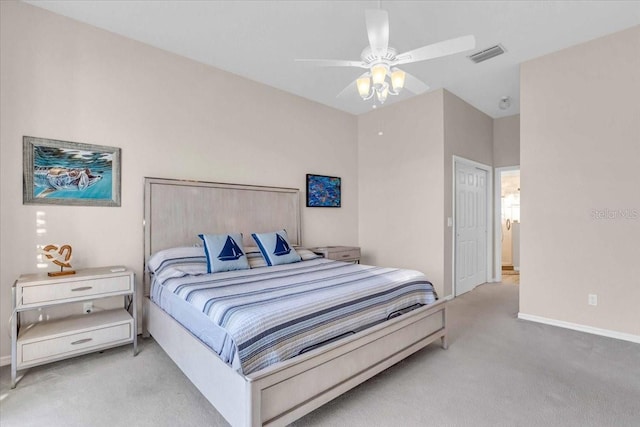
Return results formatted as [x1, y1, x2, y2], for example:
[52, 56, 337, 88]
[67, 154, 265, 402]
[443, 90, 494, 295]
[0, 1, 358, 361]
[493, 114, 520, 167]
[520, 26, 640, 337]
[358, 91, 445, 295]
[358, 90, 494, 298]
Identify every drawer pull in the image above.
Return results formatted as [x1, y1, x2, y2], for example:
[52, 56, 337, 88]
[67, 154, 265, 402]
[342, 254, 350, 258]
[71, 286, 93, 292]
[71, 338, 93, 345]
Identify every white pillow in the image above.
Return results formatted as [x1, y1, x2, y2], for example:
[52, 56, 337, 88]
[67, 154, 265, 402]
[296, 248, 322, 261]
[245, 247, 321, 269]
[245, 246, 268, 269]
[147, 246, 206, 274]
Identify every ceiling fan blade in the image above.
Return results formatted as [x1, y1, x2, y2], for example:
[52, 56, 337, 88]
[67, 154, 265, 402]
[401, 71, 429, 94]
[295, 59, 368, 68]
[395, 35, 476, 65]
[336, 72, 369, 99]
[336, 80, 358, 99]
[365, 9, 389, 57]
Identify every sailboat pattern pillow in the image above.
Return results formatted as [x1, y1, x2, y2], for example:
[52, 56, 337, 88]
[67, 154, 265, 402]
[251, 230, 302, 266]
[198, 233, 250, 273]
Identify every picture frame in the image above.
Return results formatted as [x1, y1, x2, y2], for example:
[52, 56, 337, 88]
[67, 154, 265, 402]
[23, 136, 121, 207]
[306, 174, 341, 208]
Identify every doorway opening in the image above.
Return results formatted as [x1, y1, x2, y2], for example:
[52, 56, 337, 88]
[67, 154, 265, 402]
[494, 167, 520, 284]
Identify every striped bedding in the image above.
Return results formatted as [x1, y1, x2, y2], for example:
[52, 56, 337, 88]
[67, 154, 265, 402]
[151, 257, 438, 375]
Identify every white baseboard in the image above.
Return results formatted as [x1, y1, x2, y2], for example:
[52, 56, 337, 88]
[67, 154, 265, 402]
[0, 354, 11, 367]
[443, 294, 454, 301]
[518, 312, 640, 344]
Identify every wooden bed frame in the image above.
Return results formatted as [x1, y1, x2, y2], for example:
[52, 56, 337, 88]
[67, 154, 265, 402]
[143, 177, 448, 427]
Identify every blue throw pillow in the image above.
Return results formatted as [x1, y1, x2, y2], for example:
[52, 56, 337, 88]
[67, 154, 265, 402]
[251, 230, 301, 266]
[198, 233, 250, 273]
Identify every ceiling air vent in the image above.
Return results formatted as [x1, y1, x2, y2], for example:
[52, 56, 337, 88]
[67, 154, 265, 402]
[468, 44, 506, 64]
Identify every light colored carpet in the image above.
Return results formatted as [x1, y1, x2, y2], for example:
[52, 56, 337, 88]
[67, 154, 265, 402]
[1, 283, 638, 426]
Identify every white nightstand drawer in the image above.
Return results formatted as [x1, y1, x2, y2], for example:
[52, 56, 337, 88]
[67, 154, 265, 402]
[18, 310, 133, 366]
[311, 246, 361, 263]
[21, 275, 132, 306]
[330, 248, 361, 261]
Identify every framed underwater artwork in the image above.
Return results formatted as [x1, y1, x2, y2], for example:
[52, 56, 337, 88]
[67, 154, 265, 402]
[306, 174, 341, 207]
[23, 136, 121, 207]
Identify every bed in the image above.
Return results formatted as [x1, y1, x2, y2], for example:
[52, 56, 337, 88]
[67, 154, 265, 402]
[143, 177, 448, 426]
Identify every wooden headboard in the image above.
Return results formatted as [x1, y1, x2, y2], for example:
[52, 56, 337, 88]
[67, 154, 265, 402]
[143, 177, 301, 265]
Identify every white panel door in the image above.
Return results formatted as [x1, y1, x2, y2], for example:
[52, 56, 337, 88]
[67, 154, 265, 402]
[455, 162, 488, 296]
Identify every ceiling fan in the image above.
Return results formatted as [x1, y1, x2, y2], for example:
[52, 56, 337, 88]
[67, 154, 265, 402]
[296, 9, 476, 104]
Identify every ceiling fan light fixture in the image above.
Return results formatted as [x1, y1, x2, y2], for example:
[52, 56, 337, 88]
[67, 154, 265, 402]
[376, 84, 389, 103]
[391, 69, 405, 91]
[298, 8, 474, 107]
[371, 64, 387, 86]
[357, 76, 371, 98]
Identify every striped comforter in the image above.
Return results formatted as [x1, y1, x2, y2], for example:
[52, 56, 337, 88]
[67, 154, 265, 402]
[151, 258, 437, 374]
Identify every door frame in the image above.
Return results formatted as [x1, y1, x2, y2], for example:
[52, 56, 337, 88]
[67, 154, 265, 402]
[494, 166, 520, 283]
[452, 156, 493, 297]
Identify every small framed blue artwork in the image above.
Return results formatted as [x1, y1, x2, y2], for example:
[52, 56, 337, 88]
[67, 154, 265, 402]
[23, 136, 121, 207]
[306, 174, 341, 208]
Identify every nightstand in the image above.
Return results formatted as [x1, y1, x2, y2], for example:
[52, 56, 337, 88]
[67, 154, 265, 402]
[310, 246, 361, 263]
[11, 266, 137, 388]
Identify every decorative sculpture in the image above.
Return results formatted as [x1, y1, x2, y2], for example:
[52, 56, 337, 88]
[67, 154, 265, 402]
[42, 244, 76, 276]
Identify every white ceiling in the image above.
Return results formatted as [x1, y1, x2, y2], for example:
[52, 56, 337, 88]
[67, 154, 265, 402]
[25, 1, 640, 118]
